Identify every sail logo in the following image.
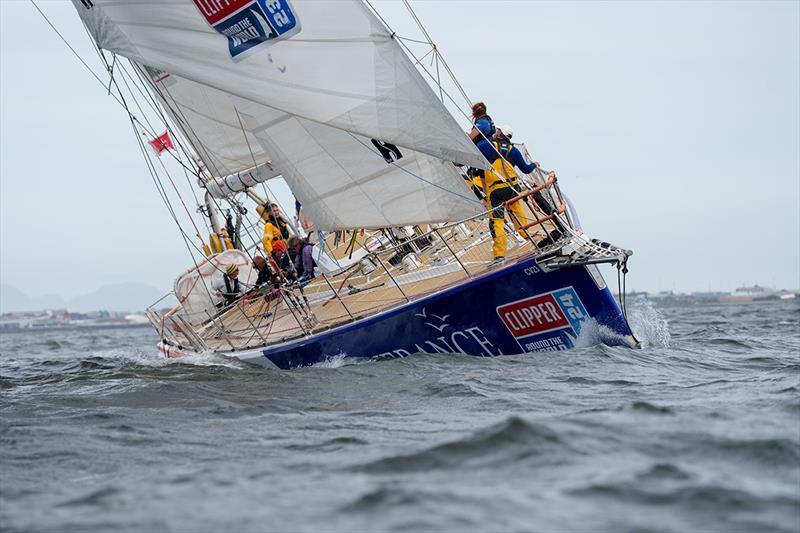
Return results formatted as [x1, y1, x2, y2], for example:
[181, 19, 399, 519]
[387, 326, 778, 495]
[193, 0, 300, 61]
[371, 140, 404, 164]
[496, 287, 588, 350]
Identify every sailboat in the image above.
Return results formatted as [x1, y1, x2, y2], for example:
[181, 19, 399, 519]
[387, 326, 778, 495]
[67, 0, 638, 369]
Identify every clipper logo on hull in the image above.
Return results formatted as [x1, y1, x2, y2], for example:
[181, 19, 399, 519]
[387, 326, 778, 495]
[496, 287, 588, 352]
[193, 0, 300, 60]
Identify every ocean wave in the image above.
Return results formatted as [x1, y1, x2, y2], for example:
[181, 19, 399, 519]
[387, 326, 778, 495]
[563, 376, 639, 386]
[659, 432, 800, 468]
[421, 381, 489, 398]
[702, 436, 800, 467]
[286, 436, 368, 452]
[166, 350, 249, 370]
[2, 302, 799, 533]
[55, 487, 121, 508]
[635, 462, 693, 481]
[352, 416, 567, 474]
[570, 482, 797, 513]
[622, 401, 674, 415]
[340, 486, 419, 513]
[702, 337, 755, 352]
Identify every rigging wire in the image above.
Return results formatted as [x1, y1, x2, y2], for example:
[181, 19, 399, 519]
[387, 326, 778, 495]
[400, 0, 471, 105]
[136, 68, 275, 263]
[29, 0, 242, 307]
[119, 63, 215, 236]
[230, 107, 303, 255]
[121, 59, 265, 268]
[30, 0, 221, 193]
[232, 107, 299, 238]
[364, 0, 524, 188]
[122, 63, 219, 194]
[29, 0, 123, 107]
[102, 49, 220, 307]
[93, 44, 206, 246]
[122, 63, 222, 237]
[129, 106, 218, 308]
[133, 62, 239, 183]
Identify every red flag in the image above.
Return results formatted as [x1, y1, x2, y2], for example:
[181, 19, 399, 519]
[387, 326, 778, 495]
[149, 131, 174, 155]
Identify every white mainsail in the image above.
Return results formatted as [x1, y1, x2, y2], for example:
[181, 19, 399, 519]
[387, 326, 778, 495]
[74, 0, 486, 229]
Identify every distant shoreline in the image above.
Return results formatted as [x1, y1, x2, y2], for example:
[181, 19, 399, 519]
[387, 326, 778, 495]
[0, 323, 153, 334]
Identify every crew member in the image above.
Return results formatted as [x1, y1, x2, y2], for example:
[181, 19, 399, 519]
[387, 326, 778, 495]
[468, 102, 496, 145]
[271, 240, 296, 281]
[252, 256, 276, 287]
[462, 102, 497, 197]
[492, 125, 563, 246]
[474, 125, 554, 263]
[287, 236, 316, 284]
[256, 202, 291, 254]
[212, 263, 243, 308]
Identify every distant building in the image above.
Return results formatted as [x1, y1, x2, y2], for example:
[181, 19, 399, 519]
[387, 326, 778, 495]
[721, 285, 797, 303]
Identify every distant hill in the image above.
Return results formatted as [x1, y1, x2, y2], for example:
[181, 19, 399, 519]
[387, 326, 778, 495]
[0, 284, 65, 313]
[0, 283, 164, 313]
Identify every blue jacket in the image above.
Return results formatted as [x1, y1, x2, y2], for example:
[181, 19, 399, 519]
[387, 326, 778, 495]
[472, 116, 495, 143]
[476, 140, 538, 174]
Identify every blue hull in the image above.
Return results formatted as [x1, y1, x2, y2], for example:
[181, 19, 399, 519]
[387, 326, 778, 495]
[259, 256, 633, 369]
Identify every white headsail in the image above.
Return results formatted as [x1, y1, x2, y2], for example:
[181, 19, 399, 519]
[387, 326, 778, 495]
[74, 0, 486, 229]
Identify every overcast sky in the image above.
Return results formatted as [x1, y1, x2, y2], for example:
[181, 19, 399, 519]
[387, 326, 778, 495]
[1, 0, 798, 300]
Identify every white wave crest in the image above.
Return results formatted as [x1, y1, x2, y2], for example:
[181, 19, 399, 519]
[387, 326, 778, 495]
[169, 350, 248, 369]
[573, 318, 631, 349]
[98, 346, 247, 369]
[313, 353, 371, 369]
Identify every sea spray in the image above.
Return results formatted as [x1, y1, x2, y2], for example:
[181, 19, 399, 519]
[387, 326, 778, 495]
[627, 295, 671, 348]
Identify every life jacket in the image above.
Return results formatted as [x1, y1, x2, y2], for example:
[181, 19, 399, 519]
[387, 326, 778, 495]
[472, 115, 496, 145]
[476, 141, 518, 195]
[262, 224, 281, 253]
[222, 274, 240, 302]
[272, 216, 290, 239]
[261, 215, 290, 254]
[490, 140, 520, 188]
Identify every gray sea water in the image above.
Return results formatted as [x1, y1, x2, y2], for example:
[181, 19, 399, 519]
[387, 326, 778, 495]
[1, 299, 798, 532]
